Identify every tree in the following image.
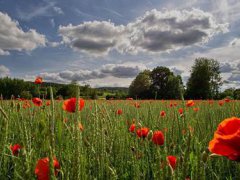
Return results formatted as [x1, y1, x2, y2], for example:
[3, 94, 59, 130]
[129, 70, 151, 99]
[219, 88, 234, 99]
[186, 58, 222, 99]
[234, 89, 240, 99]
[150, 67, 182, 99]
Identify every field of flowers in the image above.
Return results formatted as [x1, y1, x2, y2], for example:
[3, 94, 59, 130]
[0, 81, 240, 179]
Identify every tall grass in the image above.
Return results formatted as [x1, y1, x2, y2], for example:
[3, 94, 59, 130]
[0, 95, 240, 179]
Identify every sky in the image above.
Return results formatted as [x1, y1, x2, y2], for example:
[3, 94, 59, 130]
[0, 0, 239, 89]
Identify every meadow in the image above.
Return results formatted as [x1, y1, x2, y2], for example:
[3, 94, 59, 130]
[0, 89, 240, 179]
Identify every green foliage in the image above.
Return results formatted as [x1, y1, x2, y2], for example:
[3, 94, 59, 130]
[20, 91, 32, 99]
[129, 70, 151, 99]
[186, 58, 222, 99]
[129, 67, 182, 99]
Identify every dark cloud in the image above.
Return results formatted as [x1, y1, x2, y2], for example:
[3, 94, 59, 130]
[59, 9, 228, 55]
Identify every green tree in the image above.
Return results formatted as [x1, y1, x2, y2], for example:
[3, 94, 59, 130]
[234, 89, 240, 99]
[150, 67, 182, 99]
[186, 58, 222, 99]
[129, 70, 151, 99]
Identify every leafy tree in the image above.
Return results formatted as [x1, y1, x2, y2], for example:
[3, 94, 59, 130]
[150, 67, 182, 99]
[186, 58, 222, 99]
[219, 88, 234, 99]
[234, 89, 240, 99]
[129, 70, 151, 99]
[20, 91, 32, 99]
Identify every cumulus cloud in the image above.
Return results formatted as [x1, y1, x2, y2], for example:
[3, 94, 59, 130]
[0, 12, 46, 55]
[59, 21, 125, 55]
[220, 62, 237, 73]
[228, 74, 240, 81]
[32, 63, 147, 84]
[59, 9, 228, 55]
[0, 65, 10, 77]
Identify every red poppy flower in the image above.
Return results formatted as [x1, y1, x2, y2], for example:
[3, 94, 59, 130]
[193, 107, 199, 112]
[134, 102, 140, 108]
[35, 157, 60, 180]
[116, 109, 123, 115]
[167, 155, 177, 170]
[152, 131, 164, 145]
[129, 124, 135, 133]
[208, 117, 240, 161]
[35, 76, 43, 84]
[23, 101, 31, 109]
[178, 108, 183, 115]
[62, 98, 85, 113]
[45, 100, 51, 106]
[224, 98, 231, 103]
[126, 97, 133, 100]
[160, 111, 166, 117]
[186, 100, 194, 107]
[32, 98, 43, 107]
[10, 144, 21, 156]
[218, 100, 224, 106]
[136, 127, 149, 138]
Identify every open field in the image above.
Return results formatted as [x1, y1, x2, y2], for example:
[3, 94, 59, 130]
[0, 97, 240, 180]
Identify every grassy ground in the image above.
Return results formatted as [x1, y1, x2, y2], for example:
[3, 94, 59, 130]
[0, 97, 240, 179]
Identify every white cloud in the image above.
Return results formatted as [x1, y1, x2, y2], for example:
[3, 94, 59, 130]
[59, 9, 228, 56]
[0, 12, 46, 55]
[59, 21, 125, 55]
[53, 6, 64, 15]
[0, 65, 10, 77]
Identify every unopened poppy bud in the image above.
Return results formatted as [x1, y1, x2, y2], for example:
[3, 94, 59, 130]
[202, 150, 208, 163]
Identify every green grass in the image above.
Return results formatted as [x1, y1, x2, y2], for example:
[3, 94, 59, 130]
[0, 98, 240, 179]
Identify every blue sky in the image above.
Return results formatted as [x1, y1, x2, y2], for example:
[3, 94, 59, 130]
[0, 0, 239, 89]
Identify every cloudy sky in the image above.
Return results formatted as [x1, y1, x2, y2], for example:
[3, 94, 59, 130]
[0, 0, 239, 89]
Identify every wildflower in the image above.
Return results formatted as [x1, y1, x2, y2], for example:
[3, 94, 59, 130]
[35, 76, 43, 84]
[186, 100, 194, 107]
[134, 102, 140, 108]
[224, 98, 231, 103]
[35, 157, 60, 180]
[136, 127, 149, 138]
[208, 117, 240, 161]
[178, 108, 184, 115]
[46, 100, 51, 106]
[32, 98, 43, 107]
[62, 98, 85, 113]
[152, 131, 164, 145]
[116, 109, 123, 115]
[129, 124, 135, 133]
[160, 110, 166, 117]
[193, 107, 199, 112]
[167, 155, 177, 170]
[10, 144, 21, 156]
[218, 100, 224, 106]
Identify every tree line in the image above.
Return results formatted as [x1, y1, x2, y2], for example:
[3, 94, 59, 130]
[129, 57, 240, 100]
